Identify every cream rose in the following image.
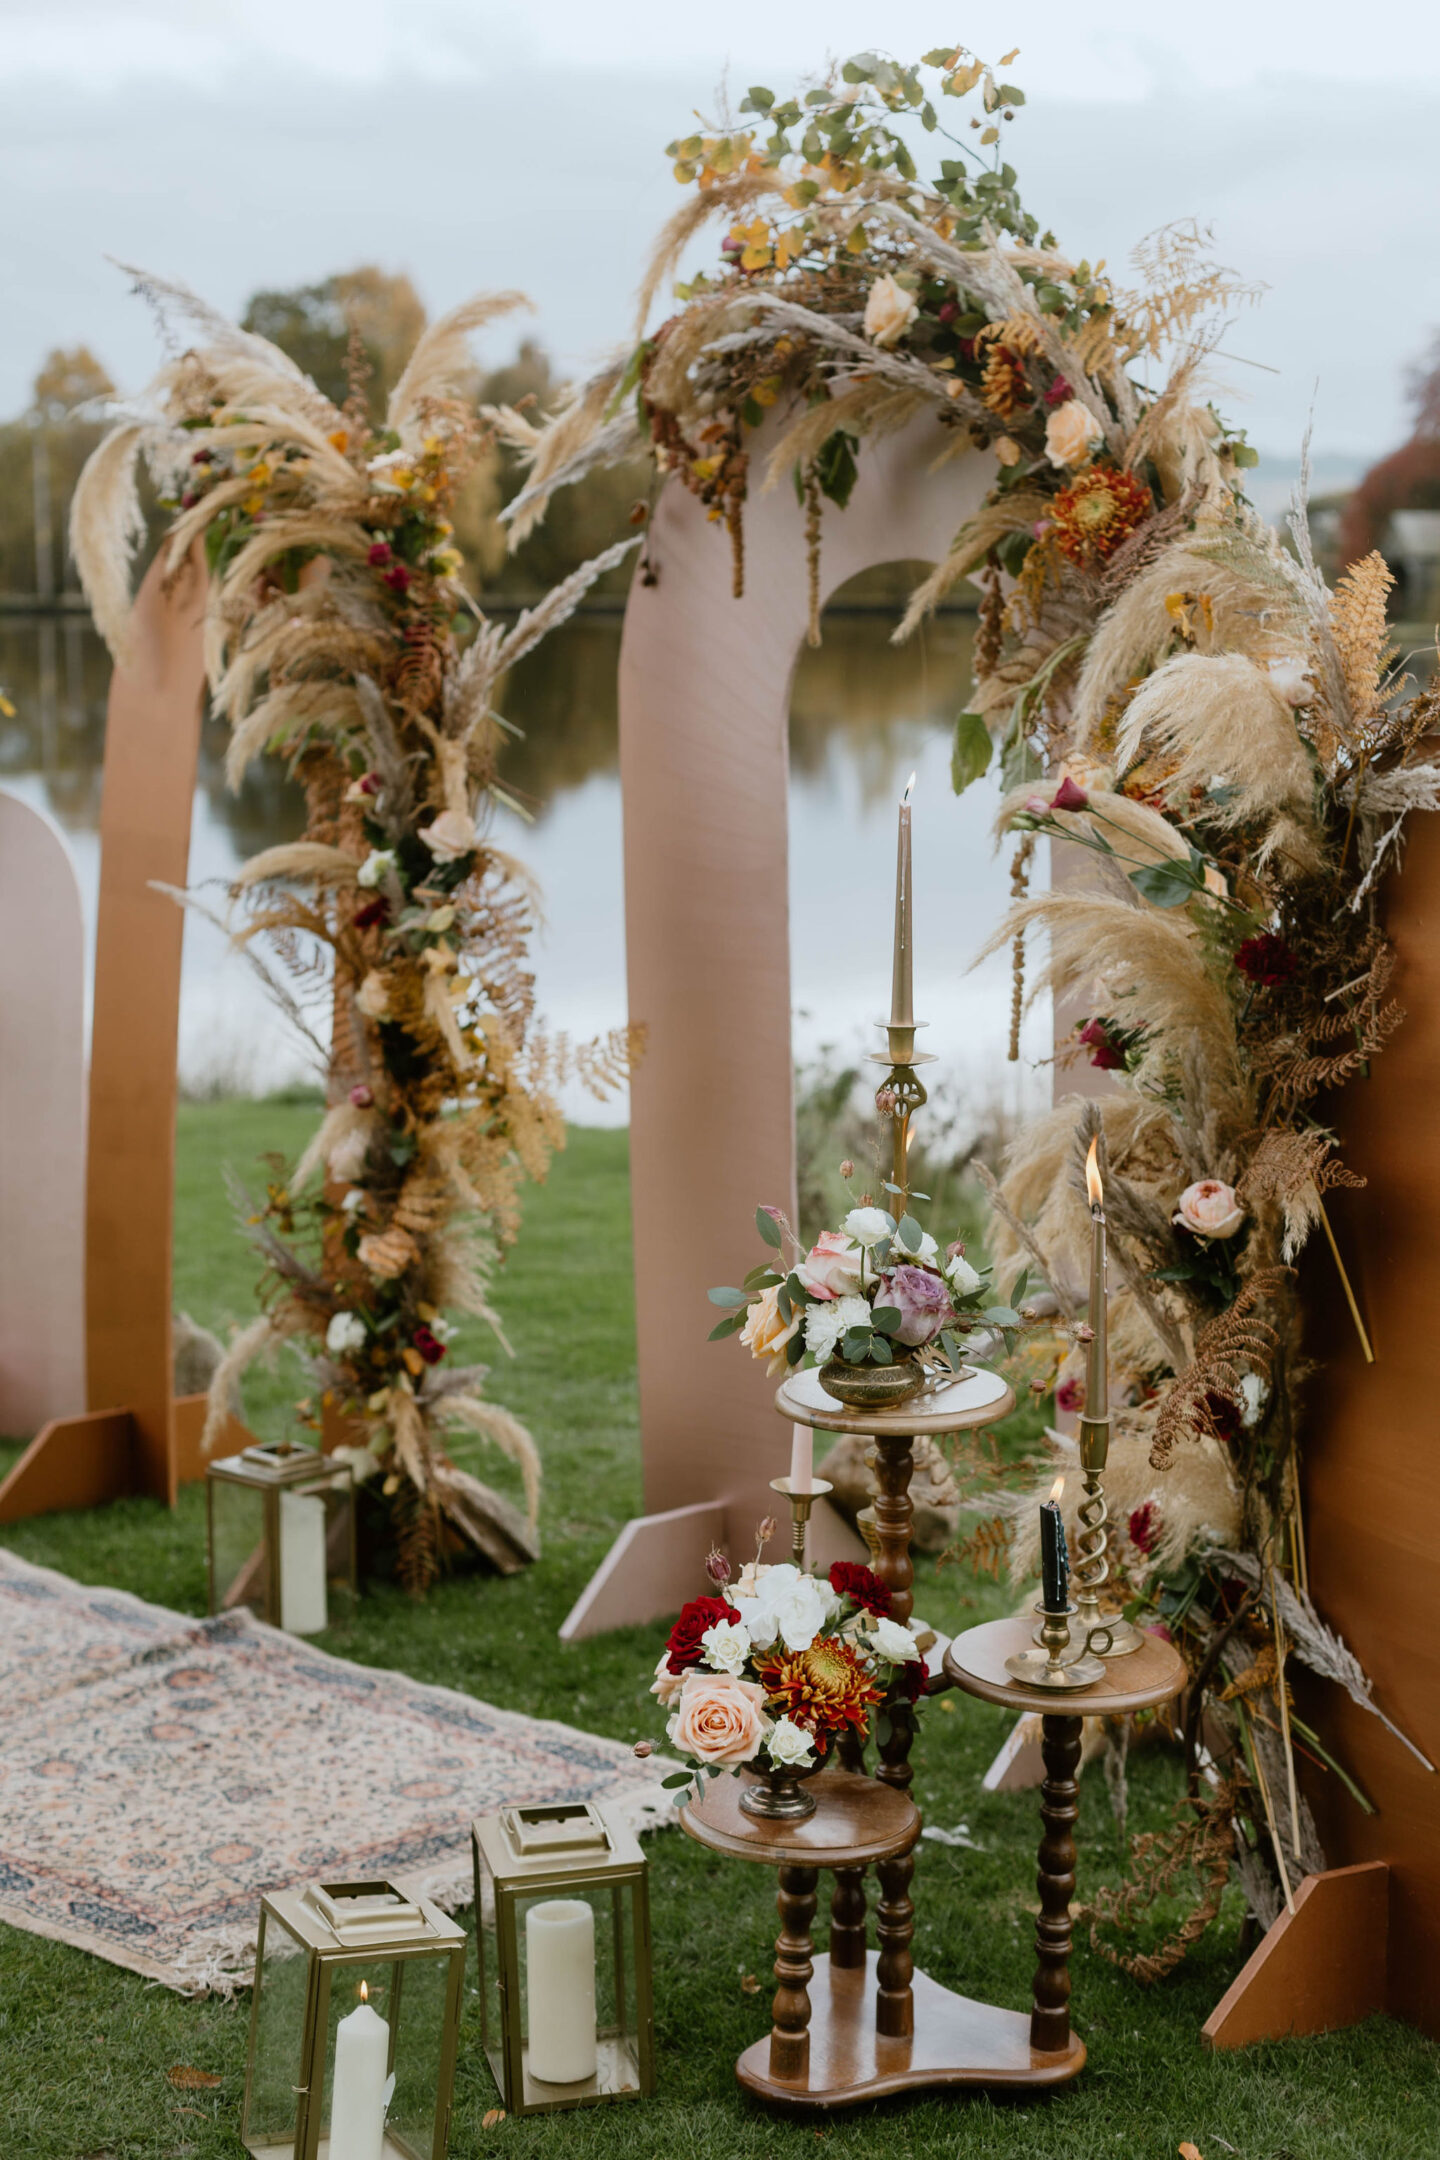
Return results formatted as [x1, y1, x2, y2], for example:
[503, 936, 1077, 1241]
[862, 272, 918, 350]
[650, 1650, 685, 1707]
[668, 1672, 770, 1765]
[328, 1126, 371, 1184]
[1174, 1179, 1245, 1240]
[419, 808, 478, 863]
[799, 1230, 862, 1299]
[739, 1285, 800, 1376]
[1044, 398, 1104, 469]
[844, 1206, 893, 1250]
[355, 970, 391, 1021]
[765, 1717, 816, 1769]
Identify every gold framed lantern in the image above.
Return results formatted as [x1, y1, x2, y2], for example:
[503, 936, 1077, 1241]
[206, 1441, 356, 1635]
[242, 1878, 465, 2160]
[472, 1802, 656, 2116]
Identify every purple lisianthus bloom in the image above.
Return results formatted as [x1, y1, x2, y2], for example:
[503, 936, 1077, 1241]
[880, 1265, 955, 1347]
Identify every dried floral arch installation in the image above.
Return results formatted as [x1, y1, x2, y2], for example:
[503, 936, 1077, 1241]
[71, 280, 638, 1586]
[504, 43, 1440, 2001]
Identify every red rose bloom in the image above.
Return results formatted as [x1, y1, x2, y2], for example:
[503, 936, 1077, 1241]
[891, 1657, 927, 1704]
[665, 1595, 737, 1674]
[367, 541, 393, 566]
[828, 1561, 892, 1618]
[1235, 933, 1297, 988]
[383, 562, 412, 593]
[1044, 374, 1073, 407]
[413, 1326, 446, 1366]
[1128, 1502, 1159, 1556]
[1078, 1018, 1124, 1071]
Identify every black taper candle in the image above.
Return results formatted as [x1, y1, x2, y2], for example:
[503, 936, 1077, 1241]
[1040, 1496, 1069, 1612]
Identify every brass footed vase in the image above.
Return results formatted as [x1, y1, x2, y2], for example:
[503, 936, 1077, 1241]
[739, 1755, 822, 1822]
[818, 1355, 924, 1412]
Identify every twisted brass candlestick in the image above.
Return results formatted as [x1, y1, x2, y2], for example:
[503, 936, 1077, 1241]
[869, 1019, 936, 1214]
[1006, 1599, 1111, 1690]
[1071, 1412, 1143, 1657]
[770, 1477, 834, 1572]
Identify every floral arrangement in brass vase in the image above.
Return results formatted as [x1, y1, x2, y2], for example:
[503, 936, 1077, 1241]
[506, 45, 1440, 1958]
[72, 275, 637, 1589]
[650, 1537, 923, 1818]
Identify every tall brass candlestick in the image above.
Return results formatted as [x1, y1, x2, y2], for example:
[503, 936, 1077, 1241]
[873, 773, 933, 1211]
[1070, 1136, 1141, 1657]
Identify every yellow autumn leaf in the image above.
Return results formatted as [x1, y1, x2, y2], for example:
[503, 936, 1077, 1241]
[845, 223, 869, 254]
[1000, 47, 1021, 65]
[750, 376, 783, 409]
[980, 125, 1000, 144]
[945, 61, 983, 95]
[774, 227, 807, 270]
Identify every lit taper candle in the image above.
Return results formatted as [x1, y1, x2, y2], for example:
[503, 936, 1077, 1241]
[1084, 1137, 1107, 1419]
[889, 772, 916, 1029]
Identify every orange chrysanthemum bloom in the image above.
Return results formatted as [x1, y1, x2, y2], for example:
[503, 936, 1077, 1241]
[980, 344, 1029, 418]
[757, 1637, 883, 1743]
[1050, 463, 1152, 567]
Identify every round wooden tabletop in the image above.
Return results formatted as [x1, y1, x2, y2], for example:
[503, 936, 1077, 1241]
[775, 1363, 1016, 1438]
[943, 1616, 1188, 1717]
[679, 1766, 919, 1868]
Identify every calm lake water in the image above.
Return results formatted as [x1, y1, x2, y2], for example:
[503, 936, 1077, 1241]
[0, 601, 1049, 1130]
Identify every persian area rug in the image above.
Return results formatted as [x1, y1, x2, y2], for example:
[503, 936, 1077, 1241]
[0, 1548, 672, 1994]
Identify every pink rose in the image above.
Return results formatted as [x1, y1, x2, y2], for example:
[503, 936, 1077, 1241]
[650, 1651, 685, 1708]
[1055, 1376, 1085, 1414]
[879, 1264, 955, 1347]
[799, 1230, 862, 1300]
[669, 1672, 771, 1765]
[1174, 1179, 1245, 1240]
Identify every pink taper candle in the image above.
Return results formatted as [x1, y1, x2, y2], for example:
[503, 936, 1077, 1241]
[789, 1424, 813, 1494]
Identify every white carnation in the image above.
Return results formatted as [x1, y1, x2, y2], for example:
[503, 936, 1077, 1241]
[805, 1294, 874, 1362]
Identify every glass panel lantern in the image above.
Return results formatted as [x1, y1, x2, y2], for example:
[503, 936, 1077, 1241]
[472, 1802, 655, 2117]
[242, 1879, 466, 2160]
[207, 1441, 356, 1635]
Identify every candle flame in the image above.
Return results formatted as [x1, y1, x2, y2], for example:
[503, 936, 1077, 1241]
[1085, 1136, 1103, 1208]
[901, 771, 916, 806]
[1049, 1475, 1065, 1503]
[359, 1981, 369, 2003]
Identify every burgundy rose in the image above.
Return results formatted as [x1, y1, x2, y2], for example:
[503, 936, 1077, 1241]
[880, 1264, 955, 1347]
[666, 1595, 738, 1675]
[1235, 933, 1297, 988]
[413, 1325, 446, 1366]
[354, 896, 390, 930]
[1128, 1502, 1159, 1556]
[1078, 1018, 1124, 1071]
[829, 1561, 892, 1618]
[1044, 375, 1074, 407]
[937, 299, 959, 324]
[367, 541, 393, 566]
[891, 1657, 927, 1704]
[1055, 1376, 1085, 1414]
[383, 562, 412, 594]
[1050, 774, 1089, 812]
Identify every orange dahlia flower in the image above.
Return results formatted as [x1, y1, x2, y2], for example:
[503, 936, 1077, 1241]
[1050, 463, 1152, 567]
[756, 1637, 883, 1743]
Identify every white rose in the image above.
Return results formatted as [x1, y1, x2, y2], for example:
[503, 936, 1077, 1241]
[357, 849, 397, 890]
[731, 1563, 837, 1655]
[1044, 398, 1104, 468]
[873, 1616, 921, 1664]
[908, 1230, 939, 1265]
[804, 1293, 874, 1363]
[765, 1716, 816, 1769]
[355, 970, 391, 1021]
[419, 808, 478, 863]
[946, 1251, 982, 1296]
[326, 1311, 367, 1356]
[1266, 656, 1313, 708]
[1174, 1179, 1246, 1240]
[701, 1619, 751, 1676]
[844, 1207, 894, 1249]
[862, 272, 918, 350]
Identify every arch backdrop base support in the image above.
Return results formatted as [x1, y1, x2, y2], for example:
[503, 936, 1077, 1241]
[0, 1395, 261, 1522]
[1203, 1864, 1389, 2049]
[567, 417, 997, 1635]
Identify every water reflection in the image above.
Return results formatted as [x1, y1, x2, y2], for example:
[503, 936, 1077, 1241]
[0, 602, 1048, 1122]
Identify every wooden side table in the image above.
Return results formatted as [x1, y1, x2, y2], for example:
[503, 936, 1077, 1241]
[943, 1616, 1189, 2060]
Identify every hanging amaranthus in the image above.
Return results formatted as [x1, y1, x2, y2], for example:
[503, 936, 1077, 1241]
[72, 275, 638, 1589]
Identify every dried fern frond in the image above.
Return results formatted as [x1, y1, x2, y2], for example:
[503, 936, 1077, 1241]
[1328, 550, 1396, 741]
[1149, 1271, 1287, 1469]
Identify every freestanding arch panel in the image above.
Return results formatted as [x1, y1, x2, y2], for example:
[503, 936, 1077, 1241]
[561, 418, 997, 1638]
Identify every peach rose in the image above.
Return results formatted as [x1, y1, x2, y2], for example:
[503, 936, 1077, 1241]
[355, 970, 391, 1021]
[669, 1672, 771, 1765]
[862, 272, 918, 350]
[1044, 398, 1104, 469]
[650, 1650, 685, 1708]
[739, 1285, 799, 1376]
[799, 1230, 862, 1300]
[1174, 1179, 1245, 1240]
[419, 808, 478, 863]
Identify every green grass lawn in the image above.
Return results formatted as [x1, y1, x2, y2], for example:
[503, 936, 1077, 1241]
[1, 1104, 1435, 2159]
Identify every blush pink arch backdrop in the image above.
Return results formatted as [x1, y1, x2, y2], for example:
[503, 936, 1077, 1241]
[560, 418, 998, 1639]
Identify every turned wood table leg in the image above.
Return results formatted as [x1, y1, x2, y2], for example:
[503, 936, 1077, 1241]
[829, 1865, 868, 1969]
[870, 1430, 918, 2038]
[769, 1862, 819, 2082]
[1031, 1712, 1082, 2052]
[875, 1842, 915, 2037]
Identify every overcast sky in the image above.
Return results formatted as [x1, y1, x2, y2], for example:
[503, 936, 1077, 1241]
[3, 0, 1438, 469]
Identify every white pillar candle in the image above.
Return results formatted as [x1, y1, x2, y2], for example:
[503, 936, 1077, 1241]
[525, 1899, 597, 2084]
[278, 1490, 328, 1635]
[788, 1424, 813, 1495]
[330, 1990, 389, 2160]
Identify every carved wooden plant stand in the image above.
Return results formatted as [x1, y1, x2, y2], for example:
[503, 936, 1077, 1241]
[682, 1366, 1186, 2108]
